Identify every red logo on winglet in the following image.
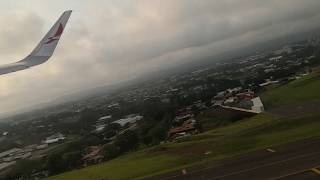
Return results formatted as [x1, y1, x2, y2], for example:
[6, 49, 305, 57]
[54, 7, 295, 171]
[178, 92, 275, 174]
[45, 23, 64, 44]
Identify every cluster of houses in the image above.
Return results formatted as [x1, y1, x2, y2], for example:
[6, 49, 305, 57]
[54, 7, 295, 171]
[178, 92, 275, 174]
[166, 86, 266, 140]
[81, 146, 104, 166]
[168, 108, 199, 140]
[113, 114, 143, 127]
[84, 114, 145, 166]
[0, 132, 66, 172]
[95, 114, 143, 133]
[0, 147, 37, 171]
[212, 87, 264, 113]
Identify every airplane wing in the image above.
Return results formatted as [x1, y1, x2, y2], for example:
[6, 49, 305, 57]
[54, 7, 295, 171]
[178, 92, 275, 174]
[0, 10, 72, 75]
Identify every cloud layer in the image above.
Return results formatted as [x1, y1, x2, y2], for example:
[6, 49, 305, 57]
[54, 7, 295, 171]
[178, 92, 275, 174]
[0, 0, 320, 113]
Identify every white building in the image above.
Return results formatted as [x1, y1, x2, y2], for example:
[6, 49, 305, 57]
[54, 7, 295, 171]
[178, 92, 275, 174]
[269, 56, 283, 61]
[98, 115, 112, 121]
[259, 80, 279, 87]
[112, 115, 143, 127]
[2, 132, 8, 136]
[251, 97, 264, 113]
[44, 133, 65, 144]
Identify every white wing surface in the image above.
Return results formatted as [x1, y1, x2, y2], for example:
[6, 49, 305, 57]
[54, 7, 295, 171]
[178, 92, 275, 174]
[0, 10, 72, 75]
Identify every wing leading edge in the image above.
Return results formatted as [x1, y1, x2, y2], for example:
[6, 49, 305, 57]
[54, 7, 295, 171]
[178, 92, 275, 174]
[0, 10, 72, 75]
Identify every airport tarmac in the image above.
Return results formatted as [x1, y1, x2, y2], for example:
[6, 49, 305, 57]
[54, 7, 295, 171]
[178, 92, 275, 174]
[148, 137, 320, 180]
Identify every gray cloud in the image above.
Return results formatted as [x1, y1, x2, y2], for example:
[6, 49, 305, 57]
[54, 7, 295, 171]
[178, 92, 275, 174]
[0, 0, 320, 114]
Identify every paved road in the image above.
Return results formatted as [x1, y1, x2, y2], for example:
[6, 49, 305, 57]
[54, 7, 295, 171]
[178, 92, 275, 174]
[148, 138, 320, 180]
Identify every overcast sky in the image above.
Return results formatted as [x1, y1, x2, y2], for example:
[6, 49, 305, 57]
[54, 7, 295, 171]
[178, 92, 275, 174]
[0, 0, 319, 114]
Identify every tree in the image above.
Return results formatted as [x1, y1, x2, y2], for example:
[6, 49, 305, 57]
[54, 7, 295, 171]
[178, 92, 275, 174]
[46, 153, 67, 175]
[82, 135, 102, 146]
[79, 108, 100, 131]
[63, 151, 81, 169]
[114, 130, 139, 152]
[148, 124, 167, 144]
[4, 159, 43, 180]
[139, 115, 171, 145]
[103, 144, 120, 160]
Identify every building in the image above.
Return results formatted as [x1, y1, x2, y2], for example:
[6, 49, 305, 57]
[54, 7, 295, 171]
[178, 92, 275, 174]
[44, 133, 65, 144]
[259, 80, 279, 87]
[112, 114, 143, 127]
[236, 91, 254, 100]
[168, 119, 197, 138]
[2, 132, 8, 136]
[98, 115, 112, 121]
[224, 97, 238, 105]
[175, 113, 194, 123]
[82, 146, 104, 166]
[251, 97, 264, 113]
[269, 56, 283, 61]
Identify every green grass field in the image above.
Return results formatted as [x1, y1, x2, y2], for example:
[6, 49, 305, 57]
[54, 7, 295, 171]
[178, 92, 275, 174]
[48, 69, 320, 180]
[261, 68, 320, 107]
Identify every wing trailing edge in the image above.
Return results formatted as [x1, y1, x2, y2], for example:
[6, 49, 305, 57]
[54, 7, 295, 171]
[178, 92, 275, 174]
[0, 10, 72, 75]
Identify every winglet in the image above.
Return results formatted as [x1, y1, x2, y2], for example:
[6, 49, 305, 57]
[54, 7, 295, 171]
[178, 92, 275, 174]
[21, 10, 72, 66]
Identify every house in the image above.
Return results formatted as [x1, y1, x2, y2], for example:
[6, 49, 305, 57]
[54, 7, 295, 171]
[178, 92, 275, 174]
[168, 119, 197, 138]
[269, 56, 283, 61]
[82, 146, 104, 166]
[236, 91, 254, 100]
[224, 97, 238, 105]
[112, 114, 143, 127]
[259, 80, 279, 87]
[44, 133, 65, 144]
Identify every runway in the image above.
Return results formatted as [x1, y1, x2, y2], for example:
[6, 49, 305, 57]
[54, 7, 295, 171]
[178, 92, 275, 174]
[148, 137, 320, 180]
